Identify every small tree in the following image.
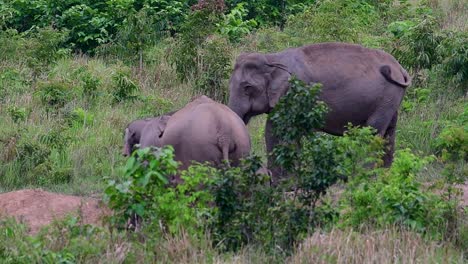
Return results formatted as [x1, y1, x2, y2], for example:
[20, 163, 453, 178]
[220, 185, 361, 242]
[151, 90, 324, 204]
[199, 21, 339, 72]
[269, 77, 343, 207]
[211, 78, 343, 253]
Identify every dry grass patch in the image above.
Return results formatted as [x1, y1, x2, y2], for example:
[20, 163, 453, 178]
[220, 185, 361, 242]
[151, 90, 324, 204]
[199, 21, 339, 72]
[289, 228, 465, 264]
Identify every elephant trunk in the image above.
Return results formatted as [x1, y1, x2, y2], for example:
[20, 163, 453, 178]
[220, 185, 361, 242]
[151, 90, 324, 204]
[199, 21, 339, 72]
[122, 143, 131, 157]
[228, 102, 243, 119]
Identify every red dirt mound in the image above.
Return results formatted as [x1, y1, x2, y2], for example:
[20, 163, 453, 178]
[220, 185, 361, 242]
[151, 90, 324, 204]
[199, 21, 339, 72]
[0, 189, 110, 234]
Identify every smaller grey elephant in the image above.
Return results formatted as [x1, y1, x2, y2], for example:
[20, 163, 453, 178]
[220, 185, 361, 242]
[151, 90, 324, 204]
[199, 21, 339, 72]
[122, 113, 173, 156]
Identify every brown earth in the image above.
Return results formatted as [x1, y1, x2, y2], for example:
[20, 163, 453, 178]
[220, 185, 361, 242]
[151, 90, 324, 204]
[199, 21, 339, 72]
[0, 189, 110, 234]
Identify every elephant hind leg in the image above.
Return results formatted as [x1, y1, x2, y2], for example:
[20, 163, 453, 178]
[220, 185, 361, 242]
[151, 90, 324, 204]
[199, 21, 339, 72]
[382, 112, 398, 167]
[366, 109, 398, 168]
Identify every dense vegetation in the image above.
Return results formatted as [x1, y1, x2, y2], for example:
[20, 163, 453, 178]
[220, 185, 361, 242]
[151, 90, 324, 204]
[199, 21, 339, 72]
[0, 0, 466, 262]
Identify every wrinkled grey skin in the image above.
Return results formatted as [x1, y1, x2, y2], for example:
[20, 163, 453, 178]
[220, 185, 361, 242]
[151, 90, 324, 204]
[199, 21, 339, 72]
[139, 115, 172, 150]
[122, 111, 175, 156]
[140, 95, 251, 175]
[228, 42, 411, 179]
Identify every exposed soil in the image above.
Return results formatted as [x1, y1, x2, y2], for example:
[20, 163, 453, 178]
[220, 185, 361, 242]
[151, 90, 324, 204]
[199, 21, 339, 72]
[0, 189, 110, 234]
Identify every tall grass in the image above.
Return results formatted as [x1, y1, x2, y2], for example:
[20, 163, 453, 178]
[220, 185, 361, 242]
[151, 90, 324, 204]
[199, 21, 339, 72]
[1, 218, 465, 263]
[289, 227, 465, 264]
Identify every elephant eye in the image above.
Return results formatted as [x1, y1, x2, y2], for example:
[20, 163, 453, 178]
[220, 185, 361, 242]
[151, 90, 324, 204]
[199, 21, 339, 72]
[243, 85, 254, 94]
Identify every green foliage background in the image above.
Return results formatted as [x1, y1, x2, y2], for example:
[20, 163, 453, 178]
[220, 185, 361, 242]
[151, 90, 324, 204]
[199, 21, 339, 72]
[0, 0, 466, 262]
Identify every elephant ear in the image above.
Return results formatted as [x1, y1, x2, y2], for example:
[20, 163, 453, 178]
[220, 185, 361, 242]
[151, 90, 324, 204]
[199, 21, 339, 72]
[156, 115, 171, 138]
[265, 62, 291, 109]
[123, 128, 134, 156]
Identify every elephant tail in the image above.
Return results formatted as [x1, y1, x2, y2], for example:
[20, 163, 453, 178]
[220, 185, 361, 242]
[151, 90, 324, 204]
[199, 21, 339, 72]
[218, 135, 231, 166]
[380, 65, 411, 88]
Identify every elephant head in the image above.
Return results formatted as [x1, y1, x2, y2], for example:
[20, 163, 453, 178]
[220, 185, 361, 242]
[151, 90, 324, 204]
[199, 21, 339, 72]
[138, 115, 172, 149]
[228, 53, 291, 124]
[123, 119, 149, 157]
[123, 115, 171, 156]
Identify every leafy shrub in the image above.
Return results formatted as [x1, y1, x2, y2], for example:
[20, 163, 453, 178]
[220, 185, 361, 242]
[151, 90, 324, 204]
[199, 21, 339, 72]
[269, 77, 330, 188]
[436, 127, 467, 163]
[138, 95, 174, 117]
[285, 0, 377, 44]
[217, 3, 257, 42]
[23, 27, 70, 74]
[0, 216, 109, 263]
[2, 129, 73, 187]
[168, 2, 232, 102]
[105, 146, 215, 237]
[340, 149, 454, 237]
[0, 68, 30, 101]
[105, 7, 165, 68]
[334, 125, 385, 182]
[226, 0, 314, 27]
[38, 126, 72, 153]
[437, 31, 468, 93]
[16, 139, 51, 171]
[65, 107, 95, 128]
[194, 34, 232, 102]
[211, 78, 343, 253]
[35, 80, 73, 111]
[168, 3, 222, 82]
[80, 71, 101, 100]
[435, 106, 467, 190]
[391, 15, 443, 77]
[210, 156, 275, 251]
[111, 70, 140, 103]
[6, 106, 28, 124]
[401, 87, 431, 112]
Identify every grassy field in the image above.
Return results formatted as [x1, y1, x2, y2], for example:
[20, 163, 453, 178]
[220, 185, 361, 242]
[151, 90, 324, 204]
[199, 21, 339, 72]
[0, 0, 466, 262]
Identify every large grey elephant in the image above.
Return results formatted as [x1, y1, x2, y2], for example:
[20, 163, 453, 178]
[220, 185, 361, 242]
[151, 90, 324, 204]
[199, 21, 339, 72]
[140, 95, 251, 174]
[228, 42, 411, 178]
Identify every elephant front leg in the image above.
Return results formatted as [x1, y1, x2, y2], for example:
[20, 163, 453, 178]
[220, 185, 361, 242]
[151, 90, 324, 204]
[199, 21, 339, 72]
[265, 118, 287, 185]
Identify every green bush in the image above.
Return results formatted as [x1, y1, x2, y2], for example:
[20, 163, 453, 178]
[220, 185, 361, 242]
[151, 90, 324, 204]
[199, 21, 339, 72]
[6, 106, 28, 124]
[391, 15, 443, 76]
[80, 71, 101, 101]
[167, 2, 232, 102]
[111, 69, 140, 103]
[138, 95, 174, 117]
[226, 0, 315, 27]
[35, 80, 74, 111]
[194, 34, 232, 103]
[334, 125, 385, 182]
[435, 106, 467, 189]
[210, 156, 276, 251]
[401, 87, 431, 112]
[0, 68, 29, 102]
[105, 146, 215, 237]
[340, 149, 454, 237]
[217, 3, 257, 42]
[65, 107, 95, 128]
[211, 78, 343, 253]
[23, 27, 70, 74]
[0, 216, 109, 263]
[168, 3, 222, 82]
[437, 31, 468, 93]
[285, 0, 376, 44]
